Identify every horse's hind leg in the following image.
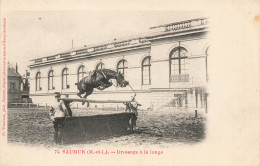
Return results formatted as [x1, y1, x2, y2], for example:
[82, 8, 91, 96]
[83, 88, 94, 99]
[82, 89, 93, 106]
[83, 92, 88, 99]
[82, 93, 89, 106]
[77, 92, 82, 98]
[76, 82, 85, 98]
[77, 87, 86, 98]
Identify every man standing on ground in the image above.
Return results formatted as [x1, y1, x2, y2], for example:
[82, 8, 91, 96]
[49, 94, 72, 144]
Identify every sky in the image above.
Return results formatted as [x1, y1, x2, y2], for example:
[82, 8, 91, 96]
[6, 11, 205, 76]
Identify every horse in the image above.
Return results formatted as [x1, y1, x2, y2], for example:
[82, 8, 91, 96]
[75, 68, 129, 99]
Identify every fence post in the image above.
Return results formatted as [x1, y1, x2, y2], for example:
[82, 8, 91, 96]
[195, 110, 197, 118]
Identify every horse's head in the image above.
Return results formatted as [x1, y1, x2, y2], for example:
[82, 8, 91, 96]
[117, 72, 129, 87]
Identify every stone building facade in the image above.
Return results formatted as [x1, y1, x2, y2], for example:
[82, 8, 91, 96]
[28, 18, 209, 110]
[7, 65, 30, 106]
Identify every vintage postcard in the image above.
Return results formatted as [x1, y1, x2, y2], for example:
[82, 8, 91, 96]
[0, 1, 259, 166]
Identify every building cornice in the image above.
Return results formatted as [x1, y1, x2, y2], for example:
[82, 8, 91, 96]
[147, 27, 208, 41]
[29, 18, 209, 68]
[29, 43, 150, 68]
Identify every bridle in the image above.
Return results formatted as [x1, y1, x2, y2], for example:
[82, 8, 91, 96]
[101, 69, 136, 96]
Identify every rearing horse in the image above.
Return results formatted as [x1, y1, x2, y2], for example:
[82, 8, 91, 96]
[75, 69, 129, 99]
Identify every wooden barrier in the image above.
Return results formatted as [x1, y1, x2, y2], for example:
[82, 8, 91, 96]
[58, 98, 131, 104]
[53, 92, 137, 144]
[56, 113, 135, 144]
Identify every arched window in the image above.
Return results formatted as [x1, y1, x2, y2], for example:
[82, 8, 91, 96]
[206, 46, 210, 56]
[62, 68, 69, 89]
[96, 62, 105, 70]
[36, 72, 41, 91]
[170, 47, 188, 75]
[169, 47, 189, 82]
[142, 56, 151, 85]
[48, 70, 54, 90]
[77, 65, 86, 82]
[117, 59, 128, 78]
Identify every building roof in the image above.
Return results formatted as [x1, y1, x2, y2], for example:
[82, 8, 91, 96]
[8, 67, 22, 77]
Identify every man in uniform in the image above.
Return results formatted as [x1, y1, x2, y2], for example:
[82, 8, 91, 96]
[124, 95, 141, 130]
[130, 95, 141, 127]
[49, 94, 72, 144]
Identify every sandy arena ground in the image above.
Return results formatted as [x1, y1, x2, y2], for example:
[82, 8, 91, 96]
[7, 107, 206, 148]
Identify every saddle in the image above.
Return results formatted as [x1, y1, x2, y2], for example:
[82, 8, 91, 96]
[90, 70, 110, 90]
[89, 70, 105, 80]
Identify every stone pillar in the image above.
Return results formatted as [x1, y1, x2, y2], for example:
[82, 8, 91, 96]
[195, 89, 198, 108]
[187, 89, 195, 108]
[182, 94, 186, 107]
[185, 93, 188, 107]
[200, 92, 204, 108]
[175, 99, 179, 107]
[197, 93, 201, 108]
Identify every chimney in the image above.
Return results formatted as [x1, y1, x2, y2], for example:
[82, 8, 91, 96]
[15, 63, 18, 73]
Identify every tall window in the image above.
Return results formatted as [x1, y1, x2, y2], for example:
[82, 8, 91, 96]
[170, 47, 188, 75]
[142, 56, 151, 85]
[36, 72, 41, 91]
[48, 70, 54, 90]
[62, 68, 69, 89]
[78, 65, 86, 82]
[96, 62, 105, 70]
[117, 59, 128, 78]
[10, 82, 16, 90]
[9, 82, 16, 93]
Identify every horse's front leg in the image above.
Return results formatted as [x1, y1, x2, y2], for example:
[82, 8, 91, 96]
[96, 81, 107, 90]
[105, 81, 112, 88]
[97, 86, 106, 90]
[97, 81, 112, 90]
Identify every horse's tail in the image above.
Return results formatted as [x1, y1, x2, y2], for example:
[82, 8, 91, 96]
[75, 82, 80, 90]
